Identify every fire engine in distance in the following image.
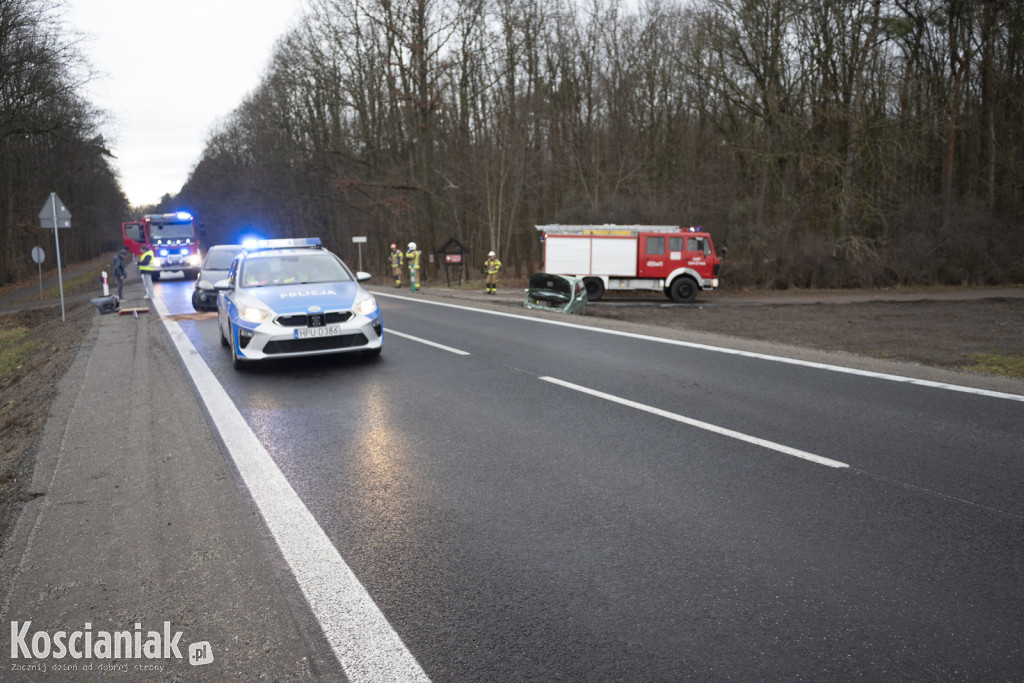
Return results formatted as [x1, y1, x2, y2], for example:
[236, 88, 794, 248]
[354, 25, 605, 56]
[535, 225, 722, 303]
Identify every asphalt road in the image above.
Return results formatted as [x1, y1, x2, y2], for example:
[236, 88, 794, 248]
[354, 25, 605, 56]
[153, 274, 1023, 681]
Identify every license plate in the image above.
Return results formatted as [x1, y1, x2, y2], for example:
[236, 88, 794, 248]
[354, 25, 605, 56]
[294, 325, 341, 339]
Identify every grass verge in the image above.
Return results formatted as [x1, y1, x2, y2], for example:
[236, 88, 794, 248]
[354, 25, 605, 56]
[0, 325, 38, 375]
[963, 353, 1024, 379]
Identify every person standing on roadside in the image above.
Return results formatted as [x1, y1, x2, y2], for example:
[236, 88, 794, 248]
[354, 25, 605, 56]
[484, 250, 501, 295]
[139, 246, 156, 299]
[389, 243, 404, 287]
[112, 248, 128, 299]
[405, 242, 422, 292]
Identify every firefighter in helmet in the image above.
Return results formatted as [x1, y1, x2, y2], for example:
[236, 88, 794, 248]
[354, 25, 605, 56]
[405, 242, 422, 292]
[389, 243, 404, 287]
[484, 250, 501, 295]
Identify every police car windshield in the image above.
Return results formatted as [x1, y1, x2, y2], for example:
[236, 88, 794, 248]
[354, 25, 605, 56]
[240, 252, 351, 288]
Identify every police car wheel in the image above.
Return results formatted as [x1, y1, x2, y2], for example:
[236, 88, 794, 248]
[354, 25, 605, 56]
[230, 327, 246, 369]
[219, 322, 229, 347]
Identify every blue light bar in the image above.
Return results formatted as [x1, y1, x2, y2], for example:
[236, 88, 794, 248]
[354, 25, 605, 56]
[247, 237, 322, 250]
[176, 211, 193, 221]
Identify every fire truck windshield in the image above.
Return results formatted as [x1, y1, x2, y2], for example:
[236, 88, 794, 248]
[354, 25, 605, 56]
[149, 221, 195, 242]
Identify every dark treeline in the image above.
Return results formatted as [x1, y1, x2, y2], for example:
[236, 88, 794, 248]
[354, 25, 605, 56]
[0, 0, 130, 285]
[179, 0, 1024, 287]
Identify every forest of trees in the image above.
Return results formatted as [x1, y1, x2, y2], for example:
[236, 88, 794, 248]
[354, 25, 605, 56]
[3, 0, 1022, 289]
[178, 0, 1024, 287]
[0, 0, 130, 285]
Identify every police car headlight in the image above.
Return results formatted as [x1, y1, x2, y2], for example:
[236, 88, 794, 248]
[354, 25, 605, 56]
[241, 306, 272, 323]
[353, 293, 378, 316]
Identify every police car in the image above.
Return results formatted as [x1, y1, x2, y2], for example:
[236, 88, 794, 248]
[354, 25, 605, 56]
[215, 238, 382, 368]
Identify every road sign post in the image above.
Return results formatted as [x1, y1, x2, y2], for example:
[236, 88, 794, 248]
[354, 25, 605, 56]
[39, 192, 72, 321]
[31, 246, 45, 300]
[352, 236, 367, 271]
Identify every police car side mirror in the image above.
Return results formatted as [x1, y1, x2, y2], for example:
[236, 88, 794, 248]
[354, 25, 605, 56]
[213, 279, 233, 291]
[356, 272, 371, 282]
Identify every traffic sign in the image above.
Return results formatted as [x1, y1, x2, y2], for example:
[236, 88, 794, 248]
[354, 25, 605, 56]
[31, 246, 45, 300]
[39, 193, 72, 228]
[38, 192, 69, 320]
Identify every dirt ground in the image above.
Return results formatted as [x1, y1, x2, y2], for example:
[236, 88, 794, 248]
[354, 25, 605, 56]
[584, 289, 1024, 371]
[0, 301, 93, 543]
[1, 270, 1023, 547]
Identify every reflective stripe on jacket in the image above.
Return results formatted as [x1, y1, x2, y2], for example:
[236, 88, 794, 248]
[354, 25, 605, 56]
[406, 250, 421, 269]
[485, 257, 501, 275]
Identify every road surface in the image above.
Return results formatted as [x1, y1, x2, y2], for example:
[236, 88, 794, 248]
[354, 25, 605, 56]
[151, 274, 1023, 681]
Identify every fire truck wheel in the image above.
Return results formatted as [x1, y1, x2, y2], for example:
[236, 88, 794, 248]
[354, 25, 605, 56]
[583, 277, 605, 301]
[669, 277, 698, 303]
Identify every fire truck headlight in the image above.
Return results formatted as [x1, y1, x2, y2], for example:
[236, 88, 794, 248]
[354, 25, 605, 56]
[152, 258, 163, 268]
[187, 254, 202, 267]
[353, 293, 378, 316]
[241, 306, 272, 324]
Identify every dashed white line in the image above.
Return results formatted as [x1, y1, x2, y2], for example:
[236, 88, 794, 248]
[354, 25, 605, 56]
[153, 297, 430, 683]
[540, 376, 849, 469]
[387, 329, 470, 355]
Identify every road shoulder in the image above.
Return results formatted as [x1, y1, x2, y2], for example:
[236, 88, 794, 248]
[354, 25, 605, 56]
[0, 305, 339, 680]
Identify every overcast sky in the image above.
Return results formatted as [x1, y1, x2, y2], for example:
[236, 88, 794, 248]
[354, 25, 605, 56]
[65, 0, 307, 207]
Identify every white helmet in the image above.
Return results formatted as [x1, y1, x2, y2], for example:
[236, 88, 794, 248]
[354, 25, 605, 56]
[488, 251, 496, 257]
[408, 242, 417, 250]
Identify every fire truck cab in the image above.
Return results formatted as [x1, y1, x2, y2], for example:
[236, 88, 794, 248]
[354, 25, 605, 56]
[536, 225, 721, 303]
[122, 212, 204, 281]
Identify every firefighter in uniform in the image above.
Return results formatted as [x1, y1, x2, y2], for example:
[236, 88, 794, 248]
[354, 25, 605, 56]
[484, 250, 501, 295]
[139, 247, 156, 299]
[389, 243, 404, 287]
[405, 242, 422, 292]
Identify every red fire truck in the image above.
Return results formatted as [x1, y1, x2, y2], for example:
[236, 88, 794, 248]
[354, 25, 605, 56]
[122, 212, 205, 281]
[536, 224, 721, 302]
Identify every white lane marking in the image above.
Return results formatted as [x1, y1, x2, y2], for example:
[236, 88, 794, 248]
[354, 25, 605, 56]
[540, 376, 849, 469]
[388, 329, 470, 355]
[375, 292, 1024, 403]
[153, 297, 430, 683]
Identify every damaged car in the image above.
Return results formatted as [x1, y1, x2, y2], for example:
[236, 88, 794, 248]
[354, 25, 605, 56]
[524, 273, 588, 314]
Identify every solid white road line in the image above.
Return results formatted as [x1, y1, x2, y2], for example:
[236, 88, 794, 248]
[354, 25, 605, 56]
[376, 291, 1024, 403]
[387, 329, 470, 355]
[153, 298, 430, 683]
[540, 376, 850, 469]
